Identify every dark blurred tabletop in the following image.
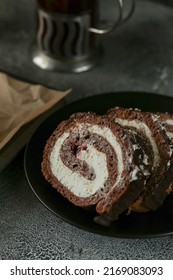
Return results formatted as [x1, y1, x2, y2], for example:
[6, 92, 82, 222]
[1, 0, 173, 260]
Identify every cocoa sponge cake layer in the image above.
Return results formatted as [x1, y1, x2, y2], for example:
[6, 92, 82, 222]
[41, 112, 149, 225]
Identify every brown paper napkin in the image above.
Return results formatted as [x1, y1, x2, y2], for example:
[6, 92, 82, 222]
[0, 73, 70, 150]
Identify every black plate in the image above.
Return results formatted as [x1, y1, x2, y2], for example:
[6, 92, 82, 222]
[24, 92, 173, 238]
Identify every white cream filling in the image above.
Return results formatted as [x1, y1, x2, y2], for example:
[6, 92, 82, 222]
[164, 119, 173, 126]
[130, 166, 140, 182]
[167, 131, 173, 140]
[50, 124, 124, 198]
[115, 118, 160, 168]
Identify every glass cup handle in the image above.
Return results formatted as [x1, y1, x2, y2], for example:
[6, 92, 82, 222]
[88, 0, 136, 35]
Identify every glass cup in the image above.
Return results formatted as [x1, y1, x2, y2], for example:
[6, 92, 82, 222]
[33, 0, 135, 72]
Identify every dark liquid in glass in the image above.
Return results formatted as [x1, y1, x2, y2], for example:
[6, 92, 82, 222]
[38, 0, 97, 14]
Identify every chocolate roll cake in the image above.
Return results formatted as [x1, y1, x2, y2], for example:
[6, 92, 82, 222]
[107, 107, 173, 212]
[41, 112, 150, 226]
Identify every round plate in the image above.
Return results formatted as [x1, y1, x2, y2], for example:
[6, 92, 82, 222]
[24, 92, 173, 238]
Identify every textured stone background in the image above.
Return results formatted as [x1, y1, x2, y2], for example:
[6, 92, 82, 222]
[0, 0, 173, 104]
[1, 0, 173, 259]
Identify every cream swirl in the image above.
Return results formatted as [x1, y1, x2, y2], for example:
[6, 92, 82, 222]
[50, 124, 124, 198]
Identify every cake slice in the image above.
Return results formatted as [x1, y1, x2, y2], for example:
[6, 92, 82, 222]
[107, 107, 173, 212]
[157, 111, 173, 193]
[41, 112, 150, 226]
